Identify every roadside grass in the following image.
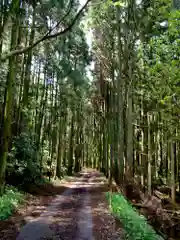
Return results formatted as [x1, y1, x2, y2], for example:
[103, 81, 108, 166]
[0, 175, 66, 221]
[106, 192, 164, 240]
[0, 185, 24, 220]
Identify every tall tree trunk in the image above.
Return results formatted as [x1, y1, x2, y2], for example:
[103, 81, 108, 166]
[0, 0, 20, 195]
[171, 140, 175, 203]
[147, 113, 152, 194]
[21, 5, 36, 128]
[126, 84, 133, 176]
[67, 112, 74, 175]
[117, 7, 124, 182]
[56, 113, 67, 178]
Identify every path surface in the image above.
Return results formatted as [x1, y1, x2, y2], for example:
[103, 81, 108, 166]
[1, 170, 125, 239]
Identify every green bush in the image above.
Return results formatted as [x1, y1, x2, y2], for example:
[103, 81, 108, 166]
[0, 186, 24, 220]
[6, 132, 42, 187]
[106, 192, 164, 240]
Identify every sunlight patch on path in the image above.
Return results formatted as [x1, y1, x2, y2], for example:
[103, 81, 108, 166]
[75, 190, 93, 240]
[16, 172, 94, 240]
[16, 180, 84, 240]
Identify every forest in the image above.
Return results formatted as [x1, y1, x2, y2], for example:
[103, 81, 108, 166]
[1, 0, 180, 239]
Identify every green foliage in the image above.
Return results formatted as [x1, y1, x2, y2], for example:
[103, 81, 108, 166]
[11, 132, 37, 165]
[35, 176, 52, 185]
[7, 132, 42, 186]
[109, 0, 125, 7]
[106, 192, 163, 240]
[135, 9, 180, 142]
[0, 185, 24, 220]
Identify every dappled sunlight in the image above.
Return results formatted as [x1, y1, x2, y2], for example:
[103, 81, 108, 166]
[0, 170, 127, 239]
[90, 177, 125, 239]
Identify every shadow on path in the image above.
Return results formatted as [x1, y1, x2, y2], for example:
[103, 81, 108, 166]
[1, 170, 125, 240]
[16, 171, 94, 240]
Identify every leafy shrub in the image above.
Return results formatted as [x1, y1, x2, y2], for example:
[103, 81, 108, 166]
[0, 186, 24, 220]
[6, 132, 42, 187]
[106, 192, 163, 240]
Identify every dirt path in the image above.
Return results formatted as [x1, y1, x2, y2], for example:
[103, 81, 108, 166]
[1, 170, 125, 240]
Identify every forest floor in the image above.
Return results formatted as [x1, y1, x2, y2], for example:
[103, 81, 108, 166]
[114, 178, 180, 239]
[0, 169, 125, 240]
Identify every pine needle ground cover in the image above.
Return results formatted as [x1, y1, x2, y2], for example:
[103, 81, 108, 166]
[106, 192, 163, 240]
[0, 186, 24, 220]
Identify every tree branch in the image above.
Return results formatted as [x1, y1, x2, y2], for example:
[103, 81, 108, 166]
[48, 0, 74, 35]
[1, 0, 91, 61]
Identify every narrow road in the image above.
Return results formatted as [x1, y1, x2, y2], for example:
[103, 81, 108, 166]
[16, 170, 124, 240]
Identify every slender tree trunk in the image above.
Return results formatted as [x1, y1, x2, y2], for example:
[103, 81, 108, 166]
[147, 113, 152, 194]
[21, 5, 36, 129]
[67, 112, 74, 175]
[126, 84, 133, 176]
[56, 117, 64, 178]
[171, 140, 175, 203]
[117, 7, 124, 182]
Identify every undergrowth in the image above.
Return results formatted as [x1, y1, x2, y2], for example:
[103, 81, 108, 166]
[0, 185, 24, 220]
[35, 177, 52, 185]
[106, 192, 164, 240]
